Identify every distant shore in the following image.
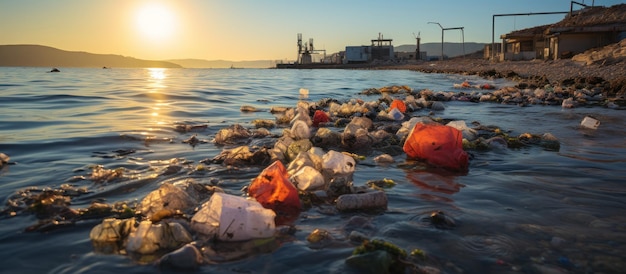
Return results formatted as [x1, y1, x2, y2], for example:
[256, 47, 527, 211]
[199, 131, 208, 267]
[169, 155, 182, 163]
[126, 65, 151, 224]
[387, 58, 626, 97]
[279, 58, 626, 98]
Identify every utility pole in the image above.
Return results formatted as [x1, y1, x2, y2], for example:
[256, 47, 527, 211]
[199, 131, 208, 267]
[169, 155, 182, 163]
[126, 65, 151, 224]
[429, 22, 465, 60]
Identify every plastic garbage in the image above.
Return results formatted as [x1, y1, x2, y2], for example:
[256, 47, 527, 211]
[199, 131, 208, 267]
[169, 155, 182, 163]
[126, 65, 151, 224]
[290, 165, 325, 191]
[312, 110, 330, 127]
[388, 108, 405, 121]
[403, 123, 469, 171]
[299, 88, 309, 99]
[446, 120, 478, 141]
[287, 150, 323, 175]
[342, 124, 372, 150]
[336, 191, 388, 211]
[390, 99, 406, 113]
[248, 161, 301, 223]
[191, 192, 276, 241]
[322, 150, 356, 181]
[580, 116, 600, 129]
[291, 106, 312, 127]
[290, 120, 311, 140]
[126, 220, 192, 254]
[137, 182, 196, 219]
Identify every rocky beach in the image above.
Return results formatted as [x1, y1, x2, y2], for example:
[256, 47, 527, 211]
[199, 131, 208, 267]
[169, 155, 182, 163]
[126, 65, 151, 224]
[389, 38, 626, 98]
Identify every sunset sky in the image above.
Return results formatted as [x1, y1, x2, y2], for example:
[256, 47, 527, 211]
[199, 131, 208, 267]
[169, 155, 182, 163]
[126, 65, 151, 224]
[1, 0, 624, 61]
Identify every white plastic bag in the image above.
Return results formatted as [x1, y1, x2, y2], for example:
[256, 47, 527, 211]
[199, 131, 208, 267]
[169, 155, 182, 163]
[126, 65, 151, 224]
[191, 192, 276, 241]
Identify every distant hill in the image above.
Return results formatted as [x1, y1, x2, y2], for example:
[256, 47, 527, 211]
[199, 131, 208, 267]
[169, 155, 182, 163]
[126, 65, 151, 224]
[168, 59, 274, 69]
[0, 45, 182, 68]
[395, 42, 487, 58]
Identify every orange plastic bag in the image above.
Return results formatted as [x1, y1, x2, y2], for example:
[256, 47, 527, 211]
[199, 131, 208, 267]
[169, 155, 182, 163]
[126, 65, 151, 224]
[248, 161, 301, 224]
[402, 123, 469, 171]
[390, 99, 406, 113]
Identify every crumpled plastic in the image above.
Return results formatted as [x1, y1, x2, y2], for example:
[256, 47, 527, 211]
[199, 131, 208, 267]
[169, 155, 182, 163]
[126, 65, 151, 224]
[248, 160, 301, 224]
[402, 123, 469, 171]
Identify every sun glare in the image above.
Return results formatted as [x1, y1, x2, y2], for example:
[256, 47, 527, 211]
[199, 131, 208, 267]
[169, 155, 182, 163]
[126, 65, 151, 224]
[135, 3, 176, 41]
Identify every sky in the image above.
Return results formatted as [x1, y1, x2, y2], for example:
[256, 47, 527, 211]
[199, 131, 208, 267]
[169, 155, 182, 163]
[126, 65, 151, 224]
[1, 0, 624, 61]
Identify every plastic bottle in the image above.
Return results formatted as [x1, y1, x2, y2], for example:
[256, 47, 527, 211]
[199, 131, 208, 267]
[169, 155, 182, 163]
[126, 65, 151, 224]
[336, 191, 388, 211]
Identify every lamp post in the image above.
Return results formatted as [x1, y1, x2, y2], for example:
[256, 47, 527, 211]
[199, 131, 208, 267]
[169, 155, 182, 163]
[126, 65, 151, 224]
[428, 22, 444, 61]
[429, 22, 465, 60]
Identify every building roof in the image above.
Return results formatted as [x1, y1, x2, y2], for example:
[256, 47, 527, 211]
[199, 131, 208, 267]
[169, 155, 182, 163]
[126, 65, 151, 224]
[502, 25, 550, 39]
[502, 4, 626, 38]
[551, 4, 626, 28]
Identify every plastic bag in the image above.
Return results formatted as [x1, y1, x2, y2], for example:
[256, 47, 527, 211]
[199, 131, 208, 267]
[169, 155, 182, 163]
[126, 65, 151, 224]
[248, 161, 301, 224]
[403, 123, 469, 171]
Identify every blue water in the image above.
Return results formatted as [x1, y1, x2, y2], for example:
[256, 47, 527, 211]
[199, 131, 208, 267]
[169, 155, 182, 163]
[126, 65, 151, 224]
[0, 67, 625, 274]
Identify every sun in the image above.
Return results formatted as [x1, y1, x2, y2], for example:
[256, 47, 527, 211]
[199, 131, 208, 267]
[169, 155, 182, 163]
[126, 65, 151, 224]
[134, 3, 176, 41]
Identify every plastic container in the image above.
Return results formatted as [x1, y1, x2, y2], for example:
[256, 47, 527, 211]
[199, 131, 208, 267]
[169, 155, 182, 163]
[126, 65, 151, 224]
[580, 116, 600, 129]
[290, 165, 325, 191]
[191, 192, 276, 241]
[322, 150, 356, 176]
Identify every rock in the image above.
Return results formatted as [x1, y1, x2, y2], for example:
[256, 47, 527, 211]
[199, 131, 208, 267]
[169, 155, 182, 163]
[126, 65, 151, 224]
[346, 250, 393, 274]
[90, 218, 136, 254]
[0, 153, 9, 168]
[373, 154, 395, 164]
[311, 127, 342, 148]
[286, 139, 313, 162]
[306, 228, 334, 248]
[429, 211, 456, 229]
[251, 119, 275, 129]
[430, 101, 445, 111]
[158, 243, 203, 269]
[214, 124, 252, 145]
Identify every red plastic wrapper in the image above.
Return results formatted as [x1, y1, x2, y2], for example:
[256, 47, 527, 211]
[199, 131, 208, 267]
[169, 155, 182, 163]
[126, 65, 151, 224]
[403, 123, 469, 171]
[248, 160, 301, 224]
[312, 110, 330, 127]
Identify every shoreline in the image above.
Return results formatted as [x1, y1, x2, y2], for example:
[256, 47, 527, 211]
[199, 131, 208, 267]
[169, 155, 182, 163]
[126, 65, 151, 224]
[282, 58, 626, 98]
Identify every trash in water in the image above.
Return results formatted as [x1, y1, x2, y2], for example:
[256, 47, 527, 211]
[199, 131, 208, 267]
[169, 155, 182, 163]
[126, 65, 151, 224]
[403, 123, 469, 171]
[248, 160, 301, 224]
[191, 192, 276, 241]
[580, 116, 600, 129]
[299, 88, 309, 99]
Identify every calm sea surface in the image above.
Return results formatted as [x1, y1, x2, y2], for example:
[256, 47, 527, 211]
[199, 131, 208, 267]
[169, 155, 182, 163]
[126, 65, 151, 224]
[0, 67, 624, 274]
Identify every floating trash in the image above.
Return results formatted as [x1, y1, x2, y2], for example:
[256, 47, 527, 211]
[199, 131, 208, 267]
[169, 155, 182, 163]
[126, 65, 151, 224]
[580, 116, 600, 129]
[191, 192, 276, 241]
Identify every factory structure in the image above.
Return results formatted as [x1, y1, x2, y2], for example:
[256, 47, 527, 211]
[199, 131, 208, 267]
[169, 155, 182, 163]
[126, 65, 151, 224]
[277, 33, 426, 68]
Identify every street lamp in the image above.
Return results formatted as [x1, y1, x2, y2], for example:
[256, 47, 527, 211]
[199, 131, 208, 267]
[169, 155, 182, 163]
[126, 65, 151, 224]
[429, 22, 465, 61]
[428, 22, 444, 61]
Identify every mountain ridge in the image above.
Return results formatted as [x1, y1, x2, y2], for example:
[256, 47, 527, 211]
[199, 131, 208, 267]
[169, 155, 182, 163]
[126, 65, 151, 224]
[0, 43, 487, 69]
[0, 45, 182, 68]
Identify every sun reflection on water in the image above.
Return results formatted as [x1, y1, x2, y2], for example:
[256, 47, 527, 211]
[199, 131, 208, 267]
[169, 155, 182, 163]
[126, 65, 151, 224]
[145, 68, 170, 131]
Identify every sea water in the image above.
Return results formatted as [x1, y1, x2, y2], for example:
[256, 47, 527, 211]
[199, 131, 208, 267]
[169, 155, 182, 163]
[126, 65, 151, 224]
[0, 67, 624, 273]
